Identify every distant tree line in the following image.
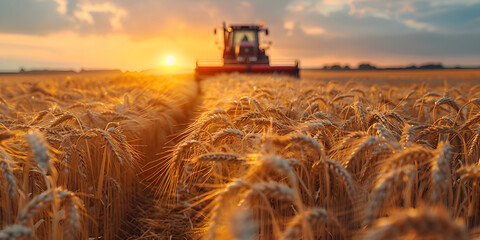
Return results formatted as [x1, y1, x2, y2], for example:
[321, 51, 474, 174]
[320, 62, 454, 71]
[3, 68, 122, 75]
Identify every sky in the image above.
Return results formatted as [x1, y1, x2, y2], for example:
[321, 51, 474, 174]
[1, 0, 480, 71]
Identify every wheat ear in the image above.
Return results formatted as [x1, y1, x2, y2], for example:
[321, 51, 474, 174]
[364, 166, 415, 226]
[364, 207, 467, 240]
[0, 148, 17, 198]
[0, 225, 32, 240]
[24, 129, 51, 172]
[281, 208, 341, 240]
[18, 188, 82, 234]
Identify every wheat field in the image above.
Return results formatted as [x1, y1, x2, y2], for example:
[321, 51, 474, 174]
[0, 72, 199, 239]
[1, 70, 480, 239]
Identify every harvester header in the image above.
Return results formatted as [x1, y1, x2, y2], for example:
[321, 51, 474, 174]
[195, 21, 300, 80]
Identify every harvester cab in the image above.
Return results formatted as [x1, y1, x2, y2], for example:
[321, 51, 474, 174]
[220, 22, 269, 65]
[195, 22, 299, 80]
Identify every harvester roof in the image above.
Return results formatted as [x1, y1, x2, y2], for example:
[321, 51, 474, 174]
[229, 24, 265, 31]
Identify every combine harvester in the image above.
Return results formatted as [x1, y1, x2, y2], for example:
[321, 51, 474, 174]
[195, 22, 300, 80]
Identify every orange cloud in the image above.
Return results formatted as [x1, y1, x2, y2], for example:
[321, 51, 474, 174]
[54, 0, 67, 15]
[300, 25, 325, 35]
[74, 2, 127, 30]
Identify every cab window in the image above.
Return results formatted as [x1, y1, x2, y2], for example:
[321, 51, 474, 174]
[233, 30, 256, 46]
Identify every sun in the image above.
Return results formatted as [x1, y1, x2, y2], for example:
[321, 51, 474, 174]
[165, 56, 176, 66]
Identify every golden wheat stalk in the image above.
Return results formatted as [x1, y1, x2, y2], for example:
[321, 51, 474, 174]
[24, 129, 51, 172]
[281, 208, 342, 240]
[430, 142, 453, 204]
[364, 207, 467, 240]
[457, 165, 480, 180]
[0, 148, 17, 198]
[0, 224, 32, 240]
[432, 97, 460, 122]
[228, 209, 257, 240]
[17, 187, 82, 233]
[212, 128, 244, 145]
[364, 165, 415, 226]
[196, 153, 242, 162]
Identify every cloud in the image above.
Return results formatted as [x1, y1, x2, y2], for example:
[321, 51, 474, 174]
[54, 0, 67, 15]
[284, 21, 295, 31]
[285, 9, 413, 37]
[276, 29, 480, 61]
[0, 0, 72, 35]
[1, 0, 480, 69]
[0, 0, 128, 35]
[313, 0, 349, 16]
[431, 0, 480, 7]
[300, 25, 325, 35]
[73, 2, 127, 31]
[404, 19, 437, 32]
[286, 1, 311, 13]
[3, 0, 477, 38]
[414, 2, 480, 33]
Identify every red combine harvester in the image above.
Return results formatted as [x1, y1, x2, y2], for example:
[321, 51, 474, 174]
[195, 22, 300, 80]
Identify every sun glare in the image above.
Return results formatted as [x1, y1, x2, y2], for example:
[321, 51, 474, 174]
[166, 56, 176, 66]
